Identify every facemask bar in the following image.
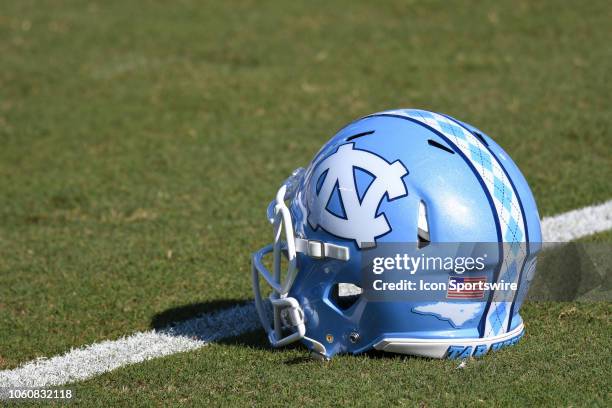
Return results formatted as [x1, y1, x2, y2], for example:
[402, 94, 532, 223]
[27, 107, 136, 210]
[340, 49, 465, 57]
[252, 168, 328, 356]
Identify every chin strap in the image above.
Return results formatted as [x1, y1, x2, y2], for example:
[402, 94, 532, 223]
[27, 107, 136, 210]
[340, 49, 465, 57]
[251, 245, 328, 357]
[251, 168, 349, 359]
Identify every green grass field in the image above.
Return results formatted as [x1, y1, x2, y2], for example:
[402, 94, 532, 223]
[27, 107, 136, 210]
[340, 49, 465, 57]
[0, 0, 610, 406]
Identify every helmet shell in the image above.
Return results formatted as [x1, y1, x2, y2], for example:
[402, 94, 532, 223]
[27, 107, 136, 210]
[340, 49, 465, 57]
[288, 109, 541, 357]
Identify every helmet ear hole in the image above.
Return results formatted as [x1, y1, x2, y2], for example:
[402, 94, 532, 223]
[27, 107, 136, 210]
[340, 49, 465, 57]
[329, 283, 362, 310]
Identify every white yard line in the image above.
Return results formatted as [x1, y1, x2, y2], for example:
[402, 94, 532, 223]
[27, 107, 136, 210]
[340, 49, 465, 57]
[0, 303, 260, 389]
[541, 199, 612, 242]
[1, 199, 611, 389]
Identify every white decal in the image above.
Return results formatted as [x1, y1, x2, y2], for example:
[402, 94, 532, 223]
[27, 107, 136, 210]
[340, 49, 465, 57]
[414, 302, 484, 327]
[308, 144, 407, 247]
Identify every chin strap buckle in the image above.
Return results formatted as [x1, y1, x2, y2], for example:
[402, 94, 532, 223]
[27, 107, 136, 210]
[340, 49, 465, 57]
[277, 299, 305, 329]
[295, 238, 350, 261]
[267, 297, 306, 348]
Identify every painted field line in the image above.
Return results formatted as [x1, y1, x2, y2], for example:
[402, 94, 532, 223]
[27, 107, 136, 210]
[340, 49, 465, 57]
[0, 303, 260, 389]
[1, 199, 611, 389]
[541, 199, 612, 242]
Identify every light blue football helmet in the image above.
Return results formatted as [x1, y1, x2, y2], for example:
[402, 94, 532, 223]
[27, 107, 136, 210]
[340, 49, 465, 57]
[252, 109, 541, 359]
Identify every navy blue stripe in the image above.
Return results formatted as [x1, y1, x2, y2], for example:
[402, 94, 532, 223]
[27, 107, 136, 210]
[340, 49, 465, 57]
[440, 113, 531, 332]
[371, 113, 503, 244]
[371, 113, 504, 338]
[439, 114, 530, 243]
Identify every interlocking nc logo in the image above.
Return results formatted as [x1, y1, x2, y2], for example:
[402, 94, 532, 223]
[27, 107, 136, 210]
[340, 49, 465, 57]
[308, 144, 408, 248]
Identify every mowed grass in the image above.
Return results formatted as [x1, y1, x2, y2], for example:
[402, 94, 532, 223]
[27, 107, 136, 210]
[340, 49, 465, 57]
[72, 302, 610, 407]
[0, 0, 610, 405]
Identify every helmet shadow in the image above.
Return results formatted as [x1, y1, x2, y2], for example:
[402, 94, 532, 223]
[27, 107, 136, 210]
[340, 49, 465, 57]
[150, 299, 278, 352]
[150, 299, 246, 330]
[149, 299, 425, 364]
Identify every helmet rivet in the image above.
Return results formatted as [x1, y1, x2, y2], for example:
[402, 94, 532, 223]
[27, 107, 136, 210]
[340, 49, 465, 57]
[349, 332, 360, 343]
[325, 334, 334, 343]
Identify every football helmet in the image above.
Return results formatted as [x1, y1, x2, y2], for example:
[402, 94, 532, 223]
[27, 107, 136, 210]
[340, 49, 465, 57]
[252, 109, 541, 359]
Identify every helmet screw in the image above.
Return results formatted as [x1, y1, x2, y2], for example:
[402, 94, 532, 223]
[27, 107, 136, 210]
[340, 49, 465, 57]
[325, 334, 334, 343]
[349, 332, 360, 343]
